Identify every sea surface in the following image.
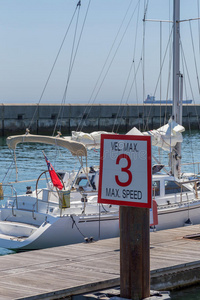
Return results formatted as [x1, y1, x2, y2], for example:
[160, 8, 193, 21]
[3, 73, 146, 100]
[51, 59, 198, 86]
[1, 132, 200, 299]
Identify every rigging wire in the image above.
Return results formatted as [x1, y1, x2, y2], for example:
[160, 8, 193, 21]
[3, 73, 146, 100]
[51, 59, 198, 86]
[114, 59, 142, 133]
[164, 1, 173, 126]
[53, 3, 82, 136]
[180, 51, 189, 106]
[77, 0, 141, 133]
[164, 41, 172, 124]
[189, 20, 200, 98]
[134, 0, 142, 131]
[27, 1, 81, 132]
[54, 0, 92, 136]
[180, 40, 200, 130]
[158, 21, 162, 161]
[1, 152, 15, 184]
[180, 8, 200, 175]
[164, 0, 172, 125]
[185, 115, 196, 175]
[180, 40, 199, 176]
[179, 52, 196, 175]
[198, 0, 200, 57]
[180, 42, 195, 100]
[112, 0, 141, 133]
[76, 0, 135, 133]
[159, 21, 163, 128]
[141, 0, 149, 130]
[144, 26, 173, 131]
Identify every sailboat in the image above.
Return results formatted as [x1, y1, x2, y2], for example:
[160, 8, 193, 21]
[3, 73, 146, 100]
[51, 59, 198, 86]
[0, 131, 120, 251]
[145, 0, 200, 230]
[0, 0, 199, 251]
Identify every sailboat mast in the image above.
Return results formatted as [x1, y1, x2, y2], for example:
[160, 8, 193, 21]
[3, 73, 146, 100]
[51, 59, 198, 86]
[171, 0, 181, 178]
[172, 0, 180, 123]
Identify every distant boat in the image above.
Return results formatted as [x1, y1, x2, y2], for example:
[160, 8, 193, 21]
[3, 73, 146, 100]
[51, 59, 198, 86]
[144, 94, 193, 104]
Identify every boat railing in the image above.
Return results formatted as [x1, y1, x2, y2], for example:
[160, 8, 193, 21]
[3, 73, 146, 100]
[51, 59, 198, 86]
[180, 162, 200, 174]
[155, 162, 200, 174]
[33, 189, 63, 215]
[0, 183, 18, 215]
[32, 201, 37, 219]
[153, 178, 199, 203]
[179, 179, 199, 201]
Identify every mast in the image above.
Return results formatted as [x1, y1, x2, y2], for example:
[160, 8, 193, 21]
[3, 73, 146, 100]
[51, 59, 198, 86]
[171, 0, 181, 178]
[172, 0, 180, 123]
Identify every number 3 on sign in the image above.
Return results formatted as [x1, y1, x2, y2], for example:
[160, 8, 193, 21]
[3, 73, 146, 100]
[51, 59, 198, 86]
[115, 154, 132, 187]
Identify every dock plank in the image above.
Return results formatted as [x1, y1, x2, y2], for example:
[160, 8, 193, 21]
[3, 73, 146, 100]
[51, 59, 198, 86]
[1, 225, 200, 299]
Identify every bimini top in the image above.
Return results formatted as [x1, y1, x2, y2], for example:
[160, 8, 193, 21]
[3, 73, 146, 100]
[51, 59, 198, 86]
[7, 133, 87, 157]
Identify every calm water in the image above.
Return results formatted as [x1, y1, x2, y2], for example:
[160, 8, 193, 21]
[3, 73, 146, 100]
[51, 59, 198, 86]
[171, 285, 200, 299]
[1, 132, 200, 298]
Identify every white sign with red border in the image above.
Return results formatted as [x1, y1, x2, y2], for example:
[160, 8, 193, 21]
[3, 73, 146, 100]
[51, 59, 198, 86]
[98, 134, 152, 208]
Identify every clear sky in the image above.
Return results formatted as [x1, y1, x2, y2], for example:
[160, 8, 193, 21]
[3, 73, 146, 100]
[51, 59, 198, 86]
[0, 0, 200, 104]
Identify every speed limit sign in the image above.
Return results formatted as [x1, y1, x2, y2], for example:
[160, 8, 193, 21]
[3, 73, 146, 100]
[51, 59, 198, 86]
[98, 134, 152, 208]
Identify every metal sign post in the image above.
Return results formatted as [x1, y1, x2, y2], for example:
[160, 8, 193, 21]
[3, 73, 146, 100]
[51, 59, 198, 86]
[98, 134, 152, 300]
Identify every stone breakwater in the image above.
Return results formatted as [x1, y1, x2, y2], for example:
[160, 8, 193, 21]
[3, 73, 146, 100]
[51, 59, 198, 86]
[0, 103, 199, 136]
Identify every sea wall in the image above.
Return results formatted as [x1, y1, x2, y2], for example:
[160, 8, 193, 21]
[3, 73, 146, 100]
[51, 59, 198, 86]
[0, 103, 199, 136]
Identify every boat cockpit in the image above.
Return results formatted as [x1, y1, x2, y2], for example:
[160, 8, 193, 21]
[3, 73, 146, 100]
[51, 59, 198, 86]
[152, 172, 199, 205]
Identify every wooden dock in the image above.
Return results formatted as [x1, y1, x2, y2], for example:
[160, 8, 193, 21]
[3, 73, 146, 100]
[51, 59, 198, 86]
[1, 225, 200, 299]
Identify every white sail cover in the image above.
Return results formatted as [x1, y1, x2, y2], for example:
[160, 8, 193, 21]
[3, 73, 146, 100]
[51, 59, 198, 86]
[143, 118, 185, 151]
[126, 127, 143, 136]
[71, 131, 114, 149]
[7, 134, 87, 156]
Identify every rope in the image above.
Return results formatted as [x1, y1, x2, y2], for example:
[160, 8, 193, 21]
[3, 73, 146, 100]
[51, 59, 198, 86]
[70, 215, 86, 238]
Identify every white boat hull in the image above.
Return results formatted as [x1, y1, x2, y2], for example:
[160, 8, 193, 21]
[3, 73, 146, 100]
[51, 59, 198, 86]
[0, 210, 119, 251]
[1, 199, 200, 251]
[156, 202, 200, 231]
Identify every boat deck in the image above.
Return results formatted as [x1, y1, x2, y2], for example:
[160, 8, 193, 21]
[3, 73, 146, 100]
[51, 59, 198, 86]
[0, 233, 24, 240]
[0, 220, 39, 229]
[1, 225, 200, 299]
